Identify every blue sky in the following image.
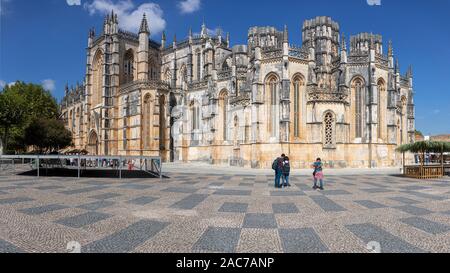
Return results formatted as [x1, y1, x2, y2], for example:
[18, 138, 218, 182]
[0, 0, 449, 135]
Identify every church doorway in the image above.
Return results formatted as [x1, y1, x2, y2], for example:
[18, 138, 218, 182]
[88, 130, 99, 155]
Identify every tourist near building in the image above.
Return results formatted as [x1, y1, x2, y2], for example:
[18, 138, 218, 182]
[60, 13, 415, 169]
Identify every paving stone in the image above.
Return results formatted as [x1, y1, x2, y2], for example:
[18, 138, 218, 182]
[219, 202, 248, 213]
[361, 188, 394, 193]
[89, 193, 122, 200]
[127, 196, 158, 205]
[83, 220, 169, 253]
[270, 191, 305, 196]
[346, 223, 425, 253]
[310, 196, 346, 212]
[118, 184, 153, 190]
[193, 227, 241, 253]
[77, 200, 115, 211]
[170, 194, 208, 209]
[162, 187, 198, 194]
[59, 186, 107, 195]
[0, 239, 24, 253]
[321, 190, 351, 195]
[243, 213, 277, 229]
[19, 204, 68, 215]
[214, 189, 252, 196]
[0, 197, 34, 205]
[402, 191, 447, 201]
[354, 200, 387, 209]
[56, 211, 112, 228]
[279, 228, 329, 253]
[272, 203, 299, 214]
[389, 197, 421, 205]
[395, 205, 433, 216]
[35, 185, 65, 190]
[400, 217, 450, 235]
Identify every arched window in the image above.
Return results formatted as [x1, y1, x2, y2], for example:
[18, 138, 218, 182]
[266, 74, 279, 137]
[142, 94, 153, 150]
[178, 65, 187, 88]
[148, 58, 158, 80]
[159, 95, 166, 151]
[164, 68, 171, 85]
[191, 101, 200, 131]
[69, 110, 74, 132]
[400, 95, 407, 145]
[352, 78, 364, 139]
[233, 116, 239, 147]
[292, 74, 305, 138]
[92, 50, 103, 106]
[323, 112, 335, 148]
[219, 90, 228, 142]
[377, 79, 386, 141]
[123, 49, 134, 84]
[76, 108, 81, 135]
[196, 49, 201, 80]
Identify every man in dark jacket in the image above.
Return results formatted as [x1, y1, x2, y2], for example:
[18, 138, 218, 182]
[272, 154, 285, 188]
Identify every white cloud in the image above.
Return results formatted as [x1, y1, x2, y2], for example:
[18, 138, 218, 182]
[42, 79, 56, 92]
[0, 80, 6, 89]
[66, 0, 81, 6]
[433, 109, 441, 115]
[178, 0, 201, 14]
[7, 81, 16, 87]
[84, 0, 166, 35]
[367, 0, 381, 6]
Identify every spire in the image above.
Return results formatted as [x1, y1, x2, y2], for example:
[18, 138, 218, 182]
[139, 13, 149, 34]
[395, 58, 400, 74]
[226, 32, 230, 47]
[388, 40, 393, 56]
[341, 32, 346, 51]
[201, 20, 207, 38]
[189, 27, 193, 38]
[283, 25, 288, 43]
[369, 34, 375, 50]
[407, 65, 413, 78]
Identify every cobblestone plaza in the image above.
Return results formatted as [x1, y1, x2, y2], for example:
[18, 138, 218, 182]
[0, 165, 450, 253]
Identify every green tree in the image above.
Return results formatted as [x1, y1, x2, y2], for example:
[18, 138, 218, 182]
[24, 118, 72, 153]
[0, 87, 26, 153]
[0, 81, 60, 153]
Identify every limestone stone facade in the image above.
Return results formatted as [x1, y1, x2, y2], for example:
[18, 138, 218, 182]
[61, 14, 415, 168]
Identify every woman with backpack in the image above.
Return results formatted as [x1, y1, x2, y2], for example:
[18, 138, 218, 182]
[312, 158, 324, 190]
[282, 156, 291, 187]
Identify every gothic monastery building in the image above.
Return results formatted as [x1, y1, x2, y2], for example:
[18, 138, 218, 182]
[61, 13, 415, 168]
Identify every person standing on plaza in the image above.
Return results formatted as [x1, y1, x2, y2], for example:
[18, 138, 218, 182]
[272, 154, 285, 188]
[282, 156, 291, 187]
[312, 158, 324, 190]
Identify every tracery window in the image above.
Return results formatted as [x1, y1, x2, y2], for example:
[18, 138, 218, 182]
[196, 51, 201, 80]
[123, 49, 134, 84]
[219, 90, 228, 141]
[377, 79, 386, 140]
[92, 50, 103, 106]
[353, 78, 364, 138]
[142, 94, 153, 150]
[292, 75, 304, 138]
[323, 112, 335, 148]
[266, 75, 278, 138]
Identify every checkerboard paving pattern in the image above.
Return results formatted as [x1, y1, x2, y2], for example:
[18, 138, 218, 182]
[0, 171, 450, 253]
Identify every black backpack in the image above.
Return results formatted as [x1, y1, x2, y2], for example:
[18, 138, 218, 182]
[272, 159, 278, 170]
[283, 162, 291, 174]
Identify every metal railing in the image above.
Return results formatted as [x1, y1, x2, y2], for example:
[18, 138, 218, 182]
[0, 155, 162, 180]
